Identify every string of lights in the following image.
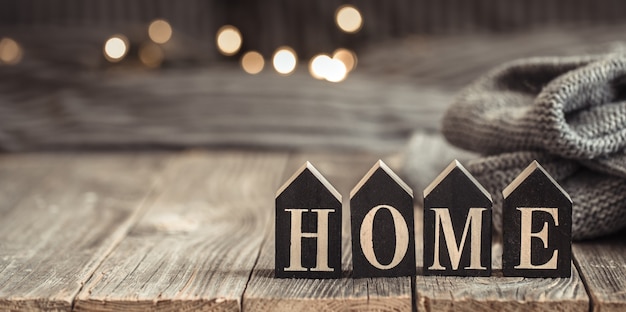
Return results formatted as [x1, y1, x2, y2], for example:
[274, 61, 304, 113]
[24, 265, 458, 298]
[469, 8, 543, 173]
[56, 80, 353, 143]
[2, 4, 364, 84]
[217, 4, 362, 82]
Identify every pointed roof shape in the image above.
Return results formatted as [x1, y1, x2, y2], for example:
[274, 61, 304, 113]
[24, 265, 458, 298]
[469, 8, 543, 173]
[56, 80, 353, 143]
[423, 159, 491, 201]
[350, 159, 413, 199]
[276, 161, 341, 201]
[502, 160, 571, 202]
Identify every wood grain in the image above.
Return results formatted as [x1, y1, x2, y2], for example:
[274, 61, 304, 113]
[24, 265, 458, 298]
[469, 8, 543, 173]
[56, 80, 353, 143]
[0, 152, 166, 311]
[0, 64, 450, 153]
[0, 154, 58, 214]
[74, 151, 289, 311]
[243, 152, 413, 311]
[415, 209, 589, 311]
[0, 150, 621, 311]
[573, 231, 626, 312]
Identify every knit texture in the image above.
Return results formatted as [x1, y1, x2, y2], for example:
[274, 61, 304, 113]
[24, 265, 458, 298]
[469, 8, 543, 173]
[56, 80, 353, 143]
[442, 54, 626, 240]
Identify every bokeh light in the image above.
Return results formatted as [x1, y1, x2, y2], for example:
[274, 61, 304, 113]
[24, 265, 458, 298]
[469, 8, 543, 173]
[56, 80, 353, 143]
[309, 54, 332, 80]
[216, 25, 242, 56]
[335, 5, 363, 33]
[325, 59, 347, 82]
[332, 48, 357, 72]
[241, 51, 264, 74]
[309, 53, 348, 82]
[272, 47, 297, 75]
[103, 35, 129, 62]
[148, 19, 172, 44]
[0, 37, 23, 65]
[139, 43, 164, 68]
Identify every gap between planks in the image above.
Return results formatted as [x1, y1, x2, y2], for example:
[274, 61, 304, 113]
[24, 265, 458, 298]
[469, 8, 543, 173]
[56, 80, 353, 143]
[573, 230, 626, 312]
[74, 151, 290, 311]
[242, 152, 412, 311]
[242, 151, 598, 312]
[414, 206, 590, 312]
[0, 151, 621, 311]
[0, 152, 170, 311]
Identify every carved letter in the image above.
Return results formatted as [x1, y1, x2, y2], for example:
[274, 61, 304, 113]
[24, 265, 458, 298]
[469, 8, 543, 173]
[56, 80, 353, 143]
[515, 207, 558, 270]
[359, 205, 409, 270]
[429, 207, 487, 270]
[285, 208, 335, 272]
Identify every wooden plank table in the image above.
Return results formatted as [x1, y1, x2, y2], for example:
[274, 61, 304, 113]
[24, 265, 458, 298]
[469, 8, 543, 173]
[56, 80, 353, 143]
[0, 150, 624, 311]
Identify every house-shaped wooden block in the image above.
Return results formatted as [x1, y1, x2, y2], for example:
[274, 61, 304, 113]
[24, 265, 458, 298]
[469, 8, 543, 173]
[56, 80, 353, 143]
[502, 161, 572, 278]
[275, 161, 342, 279]
[423, 160, 492, 276]
[350, 160, 415, 278]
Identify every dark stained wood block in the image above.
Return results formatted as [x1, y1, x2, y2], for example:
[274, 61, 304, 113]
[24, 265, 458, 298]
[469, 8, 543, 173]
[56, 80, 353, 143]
[423, 160, 492, 276]
[502, 160, 572, 278]
[275, 161, 342, 279]
[350, 160, 416, 278]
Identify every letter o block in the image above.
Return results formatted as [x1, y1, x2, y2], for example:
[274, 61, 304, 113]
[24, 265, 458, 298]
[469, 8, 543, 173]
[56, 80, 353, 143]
[350, 160, 416, 278]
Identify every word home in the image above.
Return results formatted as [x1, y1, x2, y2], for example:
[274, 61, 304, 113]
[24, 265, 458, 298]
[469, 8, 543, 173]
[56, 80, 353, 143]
[275, 160, 571, 279]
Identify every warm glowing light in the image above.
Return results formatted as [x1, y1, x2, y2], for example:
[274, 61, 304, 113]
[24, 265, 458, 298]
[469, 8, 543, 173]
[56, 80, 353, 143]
[325, 59, 347, 82]
[335, 5, 363, 33]
[272, 47, 297, 75]
[216, 25, 242, 56]
[309, 53, 348, 82]
[241, 51, 264, 74]
[309, 54, 332, 80]
[333, 48, 357, 72]
[139, 43, 164, 68]
[104, 35, 129, 62]
[0, 37, 22, 65]
[148, 19, 172, 44]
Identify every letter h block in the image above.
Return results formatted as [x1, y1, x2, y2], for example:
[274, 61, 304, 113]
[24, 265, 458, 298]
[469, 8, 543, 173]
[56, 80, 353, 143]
[423, 160, 492, 276]
[275, 162, 342, 278]
[502, 161, 572, 278]
[350, 160, 416, 278]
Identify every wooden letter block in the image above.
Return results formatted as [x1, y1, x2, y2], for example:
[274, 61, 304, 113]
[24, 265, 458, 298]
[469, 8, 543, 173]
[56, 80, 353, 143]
[350, 160, 416, 278]
[502, 160, 572, 278]
[275, 162, 342, 279]
[423, 160, 492, 276]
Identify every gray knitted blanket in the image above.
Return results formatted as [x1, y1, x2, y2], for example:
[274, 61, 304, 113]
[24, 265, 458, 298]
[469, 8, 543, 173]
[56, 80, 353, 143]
[442, 54, 626, 240]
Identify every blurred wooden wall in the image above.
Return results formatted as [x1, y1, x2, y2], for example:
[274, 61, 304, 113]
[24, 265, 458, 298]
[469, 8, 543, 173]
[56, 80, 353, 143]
[1, 0, 625, 59]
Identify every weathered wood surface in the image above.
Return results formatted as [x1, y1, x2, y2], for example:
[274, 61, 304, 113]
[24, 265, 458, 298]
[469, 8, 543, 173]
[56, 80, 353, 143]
[0, 153, 166, 311]
[573, 231, 626, 312]
[0, 150, 623, 311]
[243, 152, 413, 311]
[415, 207, 589, 311]
[74, 152, 289, 311]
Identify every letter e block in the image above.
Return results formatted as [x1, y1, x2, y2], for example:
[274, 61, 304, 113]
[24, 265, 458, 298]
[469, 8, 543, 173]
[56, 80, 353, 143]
[275, 162, 342, 278]
[423, 160, 492, 276]
[350, 160, 416, 278]
[502, 161, 572, 278]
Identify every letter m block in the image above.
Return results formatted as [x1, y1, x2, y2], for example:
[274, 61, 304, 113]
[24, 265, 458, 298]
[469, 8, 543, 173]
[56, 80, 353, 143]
[275, 162, 342, 278]
[424, 160, 492, 277]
